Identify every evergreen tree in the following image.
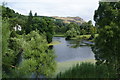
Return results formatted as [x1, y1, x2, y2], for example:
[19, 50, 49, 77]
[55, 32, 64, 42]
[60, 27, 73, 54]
[34, 12, 37, 17]
[25, 10, 33, 34]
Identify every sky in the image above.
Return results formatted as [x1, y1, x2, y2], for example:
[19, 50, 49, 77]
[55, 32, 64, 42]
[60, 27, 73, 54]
[0, 0, 100, 24]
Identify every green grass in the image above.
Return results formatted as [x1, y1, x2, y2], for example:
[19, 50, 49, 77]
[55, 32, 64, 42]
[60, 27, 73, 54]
[48, 41, 61, 46]
[54, 34, 65, 37]
[54, 34, 99, 40]
[54, 59, 96, 77]
[70, 34, 91, 40]
[70, 34, 99, 40]
[78, 34, 91, 38]
[95, 34, 99, 37]
[77, 34, 98, 39]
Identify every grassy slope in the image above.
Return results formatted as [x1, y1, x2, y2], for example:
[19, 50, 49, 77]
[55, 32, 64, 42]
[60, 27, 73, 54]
[54, 59, 96, 77]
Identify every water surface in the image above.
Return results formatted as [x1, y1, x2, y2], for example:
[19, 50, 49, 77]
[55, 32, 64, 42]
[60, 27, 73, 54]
[53, 37, 95, 62]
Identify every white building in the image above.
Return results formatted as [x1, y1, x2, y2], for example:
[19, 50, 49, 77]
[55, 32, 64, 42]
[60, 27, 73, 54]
[13, 24, 22, 31]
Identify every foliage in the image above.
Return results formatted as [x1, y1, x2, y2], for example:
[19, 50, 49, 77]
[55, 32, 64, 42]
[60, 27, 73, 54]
[25, 10, 33, 34]
[54, 19, 97, 39]
[11, 59, 37, 78]
[57, 62, 117, 78]
[2, 6, 56, 78]
[12, 31, 56, 78]
[54, 19, 66, 33]
[80, 20, 97, 35]
[34, 12, 37, 17]
[24, 11, 55, 43]
[93, 2, 120, 78]
[65, 28, 77, 40]
[2, 19, 16, 77]
[2, 6, 15, 18]
[94, 2, 119, 27]
[66, 23, 80, 34]
[64, 21, 97, 40]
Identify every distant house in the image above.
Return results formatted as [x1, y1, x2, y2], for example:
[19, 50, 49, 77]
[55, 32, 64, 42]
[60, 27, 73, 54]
[13, 24, 22, 31]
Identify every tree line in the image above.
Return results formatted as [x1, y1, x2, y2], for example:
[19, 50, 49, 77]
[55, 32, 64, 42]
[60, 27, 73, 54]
[2, 1, 120, 78]
[2, 5, 56, 78]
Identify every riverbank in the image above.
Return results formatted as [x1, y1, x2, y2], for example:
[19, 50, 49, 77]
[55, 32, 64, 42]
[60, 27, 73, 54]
[48, 41, 61, 46]
[54, 59, 96, 77]
[54, 34, 65, 37]
[52, 37, 95, 77]
[54, 34, 98, 41]
[71, 34, 98, 41]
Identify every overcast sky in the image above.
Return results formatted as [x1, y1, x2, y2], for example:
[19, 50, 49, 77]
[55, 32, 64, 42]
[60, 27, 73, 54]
[1, 0, 99, 24]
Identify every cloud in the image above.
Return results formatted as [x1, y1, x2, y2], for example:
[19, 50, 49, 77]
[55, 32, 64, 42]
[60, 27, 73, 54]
[1, 0, 99, 23]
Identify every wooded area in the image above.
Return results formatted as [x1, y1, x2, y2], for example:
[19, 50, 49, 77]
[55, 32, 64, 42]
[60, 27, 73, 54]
[1, 1, 120, 79]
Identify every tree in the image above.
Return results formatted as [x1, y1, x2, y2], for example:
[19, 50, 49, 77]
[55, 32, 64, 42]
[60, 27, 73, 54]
[34, 12, 37, 17]
[2, 19, 16, 78]
[2, 6, 56, 78]
[46, 20, 55, 43]
[29, 16, 55, 43]
[25, 10, 33, 34]
[54, 19, 67, 34]
[2, 2, 7, 7]
[65, 28, 77, 40]
[66, 23, 80, 34]
[13, 31, 56, 78]
[89, 26, 97, 40]
[92, 2, 120, 78]
[2, 6, 27, 78]
[80, 21, 94, 35]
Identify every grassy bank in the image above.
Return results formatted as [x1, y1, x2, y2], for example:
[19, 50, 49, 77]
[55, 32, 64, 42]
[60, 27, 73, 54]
[56, 62, 116, 78]
[54, 34, 65, 37]
[48, 41, 61, 46]
[71, 34, 98, 40]
[54, 59, 96, 77]
[70, 34, 91, 40]
[54, 34, 98, 41]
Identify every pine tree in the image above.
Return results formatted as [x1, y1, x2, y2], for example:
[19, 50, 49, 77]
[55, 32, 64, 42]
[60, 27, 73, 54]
[25, 10, 33, 34]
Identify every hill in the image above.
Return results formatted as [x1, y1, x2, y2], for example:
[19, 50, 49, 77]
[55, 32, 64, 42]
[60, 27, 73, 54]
[52, 16, 85, 25]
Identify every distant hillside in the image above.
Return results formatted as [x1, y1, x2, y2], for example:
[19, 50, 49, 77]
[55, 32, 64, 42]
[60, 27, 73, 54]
[52, 16, 85, 25]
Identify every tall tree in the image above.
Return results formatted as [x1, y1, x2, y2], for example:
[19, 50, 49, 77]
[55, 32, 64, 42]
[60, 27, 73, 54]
[34, 12, 37, 17]
[2, 19, 16, 78]
[25, 10, 33, 34]
[92, 2, 120, 77]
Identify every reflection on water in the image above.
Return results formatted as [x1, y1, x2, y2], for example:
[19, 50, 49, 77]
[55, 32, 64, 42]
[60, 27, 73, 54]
[53, 37, 95, 62]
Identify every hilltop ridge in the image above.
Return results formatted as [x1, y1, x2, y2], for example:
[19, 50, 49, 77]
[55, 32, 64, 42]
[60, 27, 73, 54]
[52, 16, 85, 25]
